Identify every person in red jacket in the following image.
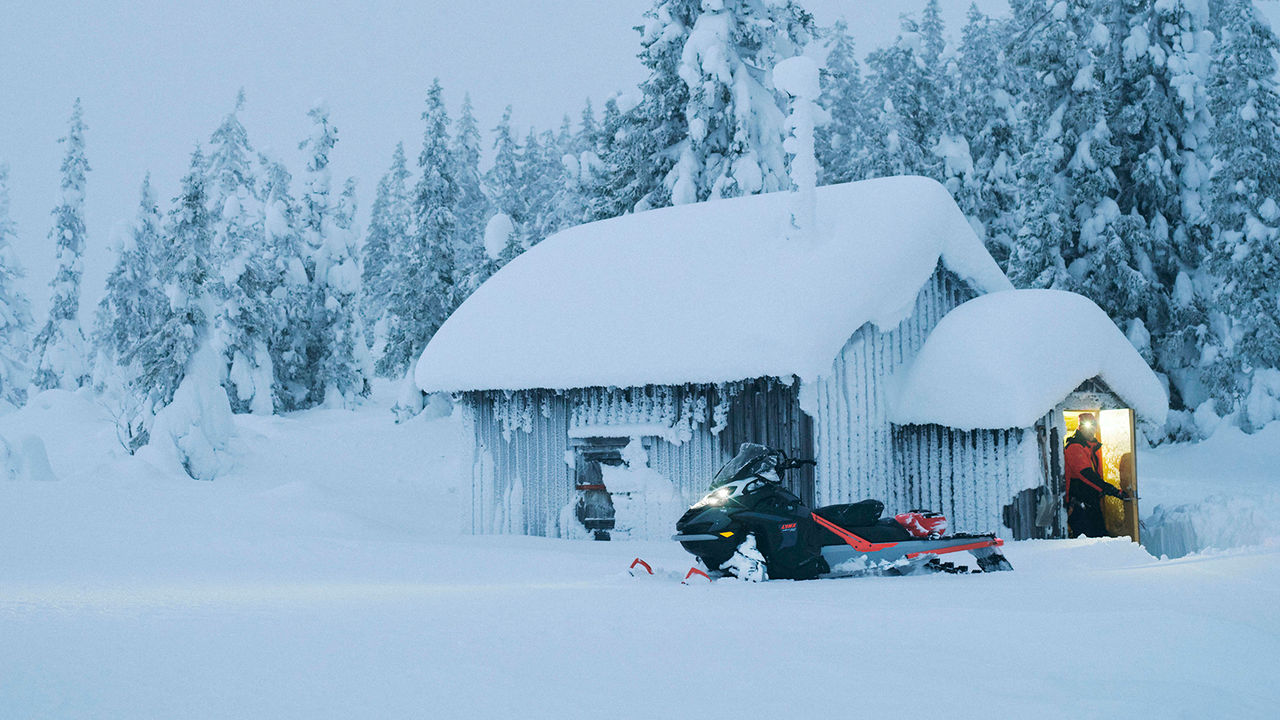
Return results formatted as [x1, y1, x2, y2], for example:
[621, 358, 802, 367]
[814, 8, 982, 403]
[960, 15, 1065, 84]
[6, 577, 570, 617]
[1064, 413, 1126, 537]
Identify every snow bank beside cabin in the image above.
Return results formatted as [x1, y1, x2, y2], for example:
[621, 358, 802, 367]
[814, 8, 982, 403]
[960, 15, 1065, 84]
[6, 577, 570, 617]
[416, 177, 1011, 393]
[1140, 422, 1280, 558]
[890, 290, 1168, 430]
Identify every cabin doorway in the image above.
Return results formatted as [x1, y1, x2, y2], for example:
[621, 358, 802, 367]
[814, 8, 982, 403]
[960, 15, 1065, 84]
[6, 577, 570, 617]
[571, 438, 625, 540]
[1063, 409, 1139, 541]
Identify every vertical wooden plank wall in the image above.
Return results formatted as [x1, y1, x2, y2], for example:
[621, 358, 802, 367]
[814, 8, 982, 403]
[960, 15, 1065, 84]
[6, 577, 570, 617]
[466, 377, 821, 536]
[891, 424, 1047, 534]
[721, 378, 816, 506]
[809, 265, 974, 510]
[467, 390, 573, 537]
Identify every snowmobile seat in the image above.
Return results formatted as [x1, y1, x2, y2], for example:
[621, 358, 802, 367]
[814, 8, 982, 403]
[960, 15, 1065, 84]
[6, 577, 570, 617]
[815, 499, 884, 529]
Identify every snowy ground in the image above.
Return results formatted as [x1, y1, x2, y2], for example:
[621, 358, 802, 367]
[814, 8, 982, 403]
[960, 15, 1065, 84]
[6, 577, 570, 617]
[3, 386, 1279, 718]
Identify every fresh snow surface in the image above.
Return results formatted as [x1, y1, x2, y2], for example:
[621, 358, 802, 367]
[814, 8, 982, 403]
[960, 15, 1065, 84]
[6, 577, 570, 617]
[417, 176, 1012, 393]
[891, 289, 1168, 430]
[2, 384, 1280, 717]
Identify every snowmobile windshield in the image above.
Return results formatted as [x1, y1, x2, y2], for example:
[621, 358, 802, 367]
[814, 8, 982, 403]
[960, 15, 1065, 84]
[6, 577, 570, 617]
[711, 443, 780, 487]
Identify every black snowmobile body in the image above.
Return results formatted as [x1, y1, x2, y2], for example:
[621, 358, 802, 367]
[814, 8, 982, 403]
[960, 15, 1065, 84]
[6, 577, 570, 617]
[674, 443, 1013, 580]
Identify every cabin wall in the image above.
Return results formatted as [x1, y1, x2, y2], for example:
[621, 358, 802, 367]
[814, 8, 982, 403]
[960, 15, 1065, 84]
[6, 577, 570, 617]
[464, 378, 814, 537]
[466, 390, 572, 536]
[808, 265, 974, 511]
[720, 377, 815, 506]
[890, 421, 1048, 536]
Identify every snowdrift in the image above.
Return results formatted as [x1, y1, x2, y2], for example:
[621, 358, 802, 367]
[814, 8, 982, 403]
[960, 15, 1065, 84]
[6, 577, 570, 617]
[416, 176, 1011, 393]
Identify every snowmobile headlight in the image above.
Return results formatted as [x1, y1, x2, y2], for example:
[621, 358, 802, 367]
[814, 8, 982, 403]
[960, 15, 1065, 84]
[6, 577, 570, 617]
[692, 486, 732, 509]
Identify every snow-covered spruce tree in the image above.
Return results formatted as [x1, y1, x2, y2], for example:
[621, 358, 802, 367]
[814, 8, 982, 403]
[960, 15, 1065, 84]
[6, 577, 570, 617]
[954, 5, 1028, 266]
[486, 106, 526, 268]
[30, 99, 92, 392]
[134, 154, 234, 483]
[92, 175, 167, 451]
[592, 0, 701, 218]
[668, 0, 813, 203]
[94, 175, 166, 373]
[381, 80, 457, 379]
[257, 155, 313, 411]
[590, 93, 651, 220]
[0, 163, 34, 408]
[298, 103, 371, 408]
[1007, 0, 1145, 321]
[361, 142, 411, 341]
[521, 128, 570, 248]
[207, 92, 276, 414]
[563, 101, 606, 224]
[1007, 138, 1073, 289]
[451, 95, 490, 300]
[135, 149, 213, 406]
[815, 20, 867, 185]
[1111, 0, 1215, 409]
[862, 13, 944, 181]
[1203, 0, 1280, 429]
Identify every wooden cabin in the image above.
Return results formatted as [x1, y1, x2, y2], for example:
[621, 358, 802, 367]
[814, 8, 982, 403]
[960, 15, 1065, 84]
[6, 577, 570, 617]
[889, 289, 1169, 540]
[414, 177, 1166, 541]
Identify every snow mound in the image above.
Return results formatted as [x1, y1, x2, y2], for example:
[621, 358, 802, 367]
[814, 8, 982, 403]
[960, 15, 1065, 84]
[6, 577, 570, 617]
[890, 289, 1168, 429]
[0, 433, 58, 482]
[417, 177, 1011, 392]
[142, 341, 235, 481]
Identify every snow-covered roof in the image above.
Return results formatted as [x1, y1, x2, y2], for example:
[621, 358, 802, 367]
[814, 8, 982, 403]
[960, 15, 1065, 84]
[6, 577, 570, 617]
[416, 176, 1012, 393]
[889, 289, 1169, 430]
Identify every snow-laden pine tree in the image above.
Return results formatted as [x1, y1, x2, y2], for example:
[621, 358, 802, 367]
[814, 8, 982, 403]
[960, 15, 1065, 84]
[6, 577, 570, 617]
[593, 0, 701, 217]
[381, 80, 458, 378]
[815, 20, 866, 185]
[133, 149, 215, 411]
[0, 163, 34, 407]
[486, 107, 527, 267]
[862, 13, 944, 181]
[451, 95, 490, 300]
[954, 6, 1028, 266]
[1203, 0, 1280, 429]
[135, 152, 235, 480]
[30, 99, 92, 392]
[668, 0, 813, 203]
[207, 92, 276, 414]
[521, 128, 569, 248]
[298, 103, 371, 407]
[1008, 0, 1139, 316]
[94, 175, 166, 375]
[361, 142, 411, 342]
[92, 175, 167, 451]
[591, 93, 652, 220]
[257, 155, 313, 411]
[562, 101, 606, 226]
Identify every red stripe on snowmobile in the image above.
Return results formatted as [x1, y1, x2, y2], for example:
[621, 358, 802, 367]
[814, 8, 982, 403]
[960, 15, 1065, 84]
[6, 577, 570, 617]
[904, 538, 1003, 560]
[629, 558, 653, 575]
[810, 512, 899, 552]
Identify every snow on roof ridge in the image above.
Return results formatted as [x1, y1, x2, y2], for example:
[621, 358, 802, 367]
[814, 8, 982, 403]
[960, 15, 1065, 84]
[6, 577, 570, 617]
[889, 289, 1169, 430]
[416, 176, 1012, 393]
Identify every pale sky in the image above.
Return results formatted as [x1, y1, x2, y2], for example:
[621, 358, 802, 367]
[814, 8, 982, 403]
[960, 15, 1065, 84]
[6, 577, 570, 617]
[1, 0, 1010, 318]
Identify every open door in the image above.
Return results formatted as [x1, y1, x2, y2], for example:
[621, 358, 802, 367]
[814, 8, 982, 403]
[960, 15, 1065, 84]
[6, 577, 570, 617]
[1063, 409, 1139, 542]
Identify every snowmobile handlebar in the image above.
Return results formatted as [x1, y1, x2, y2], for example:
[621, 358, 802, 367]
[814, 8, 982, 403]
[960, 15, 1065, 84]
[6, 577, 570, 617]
[776, 457, 816, 471]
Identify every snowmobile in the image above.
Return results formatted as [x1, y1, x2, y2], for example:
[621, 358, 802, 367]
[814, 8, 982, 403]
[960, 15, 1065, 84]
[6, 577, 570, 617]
[671, 443, 1013, 581]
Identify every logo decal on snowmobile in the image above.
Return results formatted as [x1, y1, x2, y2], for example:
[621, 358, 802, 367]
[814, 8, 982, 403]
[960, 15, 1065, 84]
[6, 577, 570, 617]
[780, 522, 798, 548]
